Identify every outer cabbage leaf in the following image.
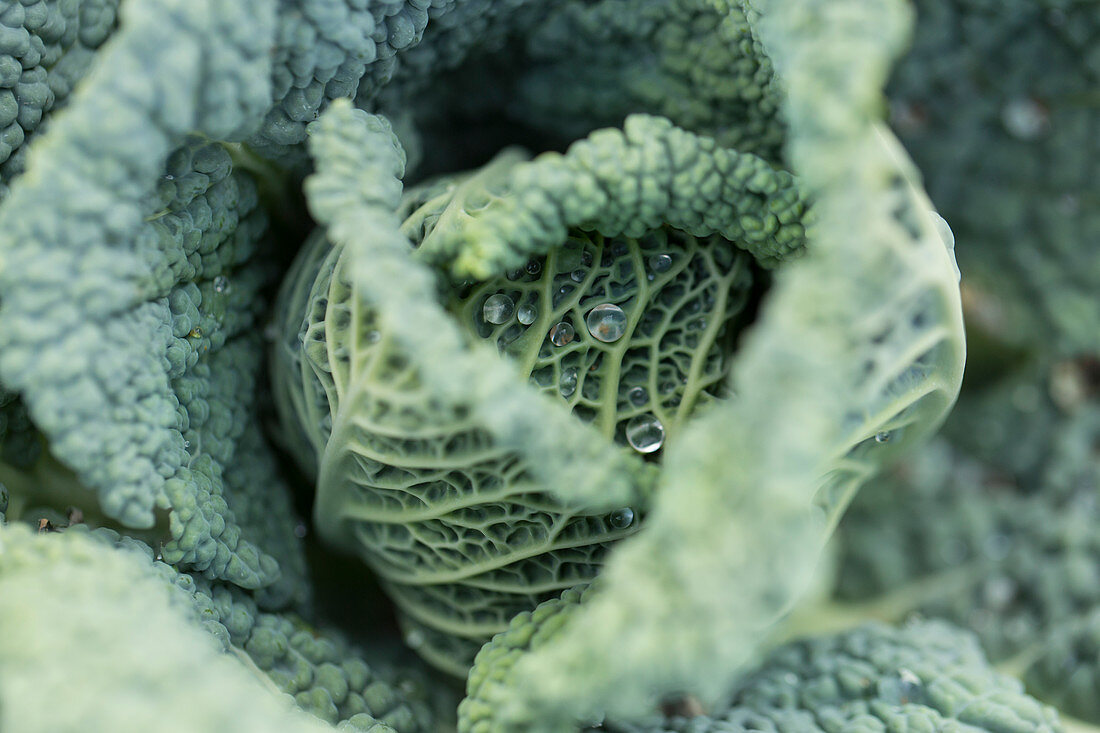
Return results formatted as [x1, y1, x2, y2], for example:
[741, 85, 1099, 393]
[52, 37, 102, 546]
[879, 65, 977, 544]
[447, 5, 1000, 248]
[0, 523, 335, 733]
[459, 587, 1062, 733]
[0, 0, 299, 589]
[0, 0, 121, 195]
[829, 396, 1100, 724]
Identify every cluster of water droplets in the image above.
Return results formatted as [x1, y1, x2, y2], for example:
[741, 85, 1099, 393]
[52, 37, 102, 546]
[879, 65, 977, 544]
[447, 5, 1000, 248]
[467, 228, 752, 460]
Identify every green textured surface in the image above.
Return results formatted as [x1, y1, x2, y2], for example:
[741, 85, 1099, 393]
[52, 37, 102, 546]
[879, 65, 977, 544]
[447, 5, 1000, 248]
[0, 523, 334, 733]
[474, 0, 964, 724]
[0, 0, 121, 192]
[0, 519, 447, 732]
[835, 395, 1100, 723]
[0, 0, 288, 588]
[889, 0, 1100, 355]
[0, 0, 1086, 730]
[460, 587, 1062, 733]
[275, 106, 776, 675]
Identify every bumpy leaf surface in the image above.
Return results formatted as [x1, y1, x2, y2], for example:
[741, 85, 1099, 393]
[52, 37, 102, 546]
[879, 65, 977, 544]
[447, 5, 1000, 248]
[275, 104, 798, 674]
[460, 587, 1062, 733]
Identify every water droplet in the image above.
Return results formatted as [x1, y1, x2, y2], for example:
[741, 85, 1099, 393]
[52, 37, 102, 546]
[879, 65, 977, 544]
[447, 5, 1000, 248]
[517, 302, 538, 325]
[1002, 97, 1050, 140]
[293, 522, 308, 538]
[155, 552, 163, 561]
[581, 250, 594, 266]
[483, 294, 515, 324]
[586, 304, 628, 343]
[213, 275, 230, 294]
[559, 367, 578, 398]
[649, 254, 672, 273]
[188, 327, 203, 338]
[570, 269, 586, 283]
[609, 507, 635, 529]
[366, 330, 382, 344]
[549, 322, 575, 347]
[163, 174, 175, 181]
[627, 386, 648, 406]
[506, 268, 523, 281]
[525, 259, 542, 276]
[626, 414, 665, 454]
[182, 440, 191, 449]
[897, 668, 922, 703]
[929, 212, 960, 282]
[874, 431, 892, 444]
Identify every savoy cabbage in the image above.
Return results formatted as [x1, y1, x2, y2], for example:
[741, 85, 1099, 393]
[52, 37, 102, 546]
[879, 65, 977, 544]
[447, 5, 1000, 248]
[0, 0, 1094, 732]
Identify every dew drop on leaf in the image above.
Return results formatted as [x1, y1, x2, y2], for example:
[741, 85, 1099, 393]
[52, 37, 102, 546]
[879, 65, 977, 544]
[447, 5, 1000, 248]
[609, 507, 635, 529]
[213, 275, 230, 294]
[550, 322, 575, 346]
[559, 367, 579, 398]
[648, 253, 672, 273]
[626, 414, 665, 454]
[586, 304, 628, 342]
[517, 302, 538, 325]
[483, 294, 515, 324]
[897, 668, 922, 704]
[627, 386, 648, 406]
[874, 431, 892, 444]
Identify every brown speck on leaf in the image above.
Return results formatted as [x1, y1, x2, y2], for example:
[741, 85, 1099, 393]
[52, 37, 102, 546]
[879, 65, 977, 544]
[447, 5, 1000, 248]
[37, 518, 53, 533]
[660, 695, 705, 719]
